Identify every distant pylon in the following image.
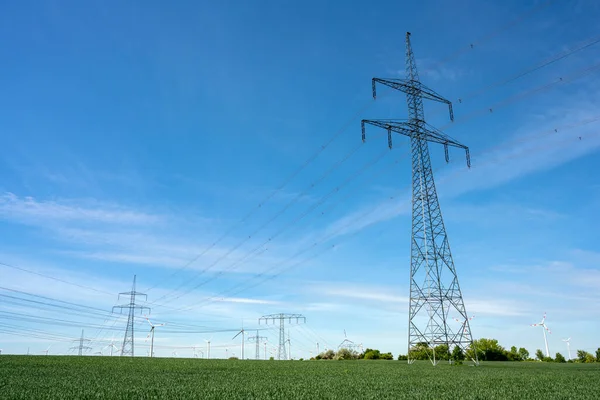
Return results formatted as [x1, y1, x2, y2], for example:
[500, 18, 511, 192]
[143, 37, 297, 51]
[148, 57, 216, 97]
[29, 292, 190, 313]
[361, 32, 477, 365]
[112, 275, 150, 357]
[258, 313, 305, 360]
[248, 330, 268, 360]
[70, 329, 92, 356]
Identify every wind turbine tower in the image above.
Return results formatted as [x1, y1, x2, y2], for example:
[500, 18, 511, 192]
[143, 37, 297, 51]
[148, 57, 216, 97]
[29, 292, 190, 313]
[361, 32, 476, 365]
[232, 328, 246, 359]
[204, 337, 212, 359]
[531, 312, 551, 357]
[562, 337, 572, 360]
[144, 315, 165, 358]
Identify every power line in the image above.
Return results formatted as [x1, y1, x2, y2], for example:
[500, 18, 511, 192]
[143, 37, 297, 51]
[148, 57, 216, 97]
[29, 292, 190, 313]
[430, 0, 556, 69]
[189, 118, 600, 308]
[154, 147, 392, 309]
[143, 101, 378, 293]
[161, 41, 600, 312]
[180, 65, 599, 310]
[0, 261, 114, 296]
[456, 33, 600, 104]
[149, 141, 368, 306]
[142, 7, 543, 298]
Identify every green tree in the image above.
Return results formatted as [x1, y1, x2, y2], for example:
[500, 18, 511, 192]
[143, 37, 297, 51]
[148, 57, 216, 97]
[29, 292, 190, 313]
[317, 349, 335, 360]
[586, 353, 596, 363]
[596, 348, 600, 362]
[397, 354, 408, 361]
[577, 350, 591, 363]
[409, 342, 431, 361]
[335, 348, 357, 360]
[470, 338, 508, 361]
[379, 352, 393, 360]
[555, 352, 566, 363]
[434, 344, 450, 361]
[507, 346, 520, 361]
[451, 346, 465, 361]
[363, 349, 380, 360]
[535, 349, 545, 361]
[518, 348, 529, 361]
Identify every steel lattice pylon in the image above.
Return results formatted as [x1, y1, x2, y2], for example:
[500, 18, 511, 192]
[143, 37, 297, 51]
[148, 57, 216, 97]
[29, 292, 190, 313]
[258, 313, 305, 360]
[361, 32, 477, 365]
[112, 275, 150, 357]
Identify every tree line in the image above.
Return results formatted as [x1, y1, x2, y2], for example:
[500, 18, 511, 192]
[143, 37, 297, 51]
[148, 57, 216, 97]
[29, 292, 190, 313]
[311, 338, 600, 363]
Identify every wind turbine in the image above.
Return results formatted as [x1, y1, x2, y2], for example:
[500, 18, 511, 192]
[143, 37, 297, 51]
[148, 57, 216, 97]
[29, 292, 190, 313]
[232, 328, 245, 359]
[104, 341, 118, 357]
[263, 341, 268, 360]
[285, 331, 291, 360]
[531, 312, 551, 357]
[145, 316, 165, 358]
[171, 351, 178, 357]
[41, 345, 51, 356]
[204, 337, 212, 359]
[562, 337, 572, 360]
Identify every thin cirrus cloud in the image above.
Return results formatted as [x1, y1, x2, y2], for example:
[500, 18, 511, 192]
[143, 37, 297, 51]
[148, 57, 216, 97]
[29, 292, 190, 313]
[319, 105, 600, 239]
[0, 192, 160, 225]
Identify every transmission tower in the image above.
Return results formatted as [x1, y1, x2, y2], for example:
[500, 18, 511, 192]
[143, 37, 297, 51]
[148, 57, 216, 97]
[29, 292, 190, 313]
[361, 32, 477, 365]
[112, 275, 150, 357]
[258, 313, 305, 360]
[70, 329, 92, 356]
[248, 330, 268, 360]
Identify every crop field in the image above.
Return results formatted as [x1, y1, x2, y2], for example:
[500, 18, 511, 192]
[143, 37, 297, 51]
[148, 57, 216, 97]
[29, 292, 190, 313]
[1, 356, 599, 399]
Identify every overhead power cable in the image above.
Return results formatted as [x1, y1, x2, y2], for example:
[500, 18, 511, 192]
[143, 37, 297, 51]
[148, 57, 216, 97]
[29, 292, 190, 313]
[0, 261, 114, 296]
[144, 101, 378, 293]
[456, 32, 600, 104]
[153, 147, 392, 308]
[430, 0, 556, 69]
[187, 116, 600, 308]
[142, 5, 543, 296]
[159, 30, 600, 309]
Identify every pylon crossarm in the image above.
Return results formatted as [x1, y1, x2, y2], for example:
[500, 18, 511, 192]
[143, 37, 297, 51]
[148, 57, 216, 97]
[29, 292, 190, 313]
[362, 119, 470, 167]
[372, 78, 454, 121]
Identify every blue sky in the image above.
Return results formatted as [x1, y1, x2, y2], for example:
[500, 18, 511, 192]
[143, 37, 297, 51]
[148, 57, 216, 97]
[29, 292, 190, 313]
[1, 0, 600, 359]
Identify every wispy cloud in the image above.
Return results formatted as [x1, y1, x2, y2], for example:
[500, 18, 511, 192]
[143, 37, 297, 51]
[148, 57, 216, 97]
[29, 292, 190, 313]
[312, 282, 410, 305]
[320, 100, 600, 238]
[0, 192, 159, 225]
[214, 297, 278, 305]
[467, 299, 528, 317]
[414, 58, 466, 82]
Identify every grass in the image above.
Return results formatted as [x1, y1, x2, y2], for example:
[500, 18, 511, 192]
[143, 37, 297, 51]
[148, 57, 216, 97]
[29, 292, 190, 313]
[1, 356, 599, 399]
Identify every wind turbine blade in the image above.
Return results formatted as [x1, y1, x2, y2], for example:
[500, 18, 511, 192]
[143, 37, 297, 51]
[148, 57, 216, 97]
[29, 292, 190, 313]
[232, 331, 242, 340]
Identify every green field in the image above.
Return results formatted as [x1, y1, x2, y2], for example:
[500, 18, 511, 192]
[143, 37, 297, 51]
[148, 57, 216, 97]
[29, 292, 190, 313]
[1, 356, 599, 399]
